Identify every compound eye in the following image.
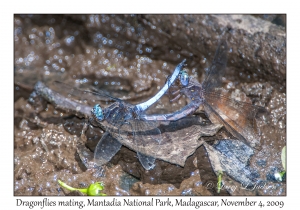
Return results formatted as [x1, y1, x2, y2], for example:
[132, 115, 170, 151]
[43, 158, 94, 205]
[180, 71, 189, 87]
[92, 104, 104, 121]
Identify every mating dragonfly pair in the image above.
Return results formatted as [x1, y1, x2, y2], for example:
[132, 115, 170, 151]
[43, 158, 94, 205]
[32, 40, 264, 170]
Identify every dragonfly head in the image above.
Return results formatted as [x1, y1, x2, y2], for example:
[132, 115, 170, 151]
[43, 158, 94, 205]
[92, 104, 104, 121]
[179, 71, 189, 87]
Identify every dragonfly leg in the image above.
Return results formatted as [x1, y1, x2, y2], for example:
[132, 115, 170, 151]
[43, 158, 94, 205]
[80, 119, 90, 143]
[170, 88, 180, 96]
[169, 92, 182, 102]
[167, 85, 183, 102]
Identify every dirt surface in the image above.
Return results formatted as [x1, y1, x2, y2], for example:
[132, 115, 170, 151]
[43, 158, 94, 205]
[14, 14, 286, 196]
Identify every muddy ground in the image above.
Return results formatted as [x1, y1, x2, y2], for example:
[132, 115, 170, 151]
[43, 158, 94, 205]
[14, 14, 286, 196]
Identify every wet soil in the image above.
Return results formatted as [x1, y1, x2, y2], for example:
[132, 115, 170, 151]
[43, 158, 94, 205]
[14, 14, 286, 196]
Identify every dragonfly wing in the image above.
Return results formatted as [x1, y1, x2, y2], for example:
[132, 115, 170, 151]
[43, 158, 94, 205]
[32, 81, 93, 118]
[53, 81, 120, 103]
[203, 91, 265, 148]
[93, 132, 122, 166]
[202, 39, 228, 92]
[118, 119, 161, 170]
[137, 152, 156, 170]
[133, 120, 161, 170]
[77, 143, 105, 176]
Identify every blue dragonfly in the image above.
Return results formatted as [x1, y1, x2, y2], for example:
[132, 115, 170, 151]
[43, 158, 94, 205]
[142, 40, 266, 149]
[32, 60, 187, 170]
[139, 40, 268, 189]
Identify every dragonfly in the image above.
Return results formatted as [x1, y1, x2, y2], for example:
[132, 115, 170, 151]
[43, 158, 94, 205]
[142, 39, 266, 149]
[31, 60, 187, 170]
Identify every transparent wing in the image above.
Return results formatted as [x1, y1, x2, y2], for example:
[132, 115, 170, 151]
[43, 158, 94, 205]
[203, 90, 265, 148]
[93, 132, 122, 166]
[132, 119, 162, 170]
[32, 81, 93, 118]
[137, 152, 156, 170]
[202, 39, 228, 92]
[53, 81, 121, 103]
[118, 119, 162, 167]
